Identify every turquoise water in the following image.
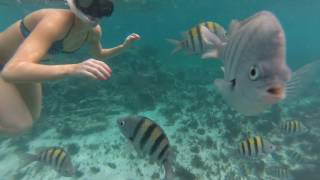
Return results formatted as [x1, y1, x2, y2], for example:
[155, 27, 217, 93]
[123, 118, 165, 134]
[0, 0, 320, 180]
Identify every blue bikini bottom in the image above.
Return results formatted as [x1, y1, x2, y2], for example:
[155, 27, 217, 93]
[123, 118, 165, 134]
[0, 64, 3, 71]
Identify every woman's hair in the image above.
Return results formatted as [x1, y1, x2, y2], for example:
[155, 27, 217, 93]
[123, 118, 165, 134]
[74, 0, 114, 18]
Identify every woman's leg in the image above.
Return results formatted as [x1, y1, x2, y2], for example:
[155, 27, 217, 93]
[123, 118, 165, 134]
[0, 76, 42, 135]
[15, 82, 42, 120]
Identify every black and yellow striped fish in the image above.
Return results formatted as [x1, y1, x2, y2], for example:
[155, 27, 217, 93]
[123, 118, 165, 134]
[118, 115, 174, 180]
[238, 136, 276, 157]
[280, 120, 308, 134]
[265, 166, 293, 180]
[22, 147, 75, 177]
[167, 21, 226, 55]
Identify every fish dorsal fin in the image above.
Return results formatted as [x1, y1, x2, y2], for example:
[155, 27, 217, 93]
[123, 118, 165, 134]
[246, 131, 252, 139]
[35, 147, 49, 154]
[228, 20, 241, 36]
[243, 127, 259, 139]
[180, 31, 188, 39]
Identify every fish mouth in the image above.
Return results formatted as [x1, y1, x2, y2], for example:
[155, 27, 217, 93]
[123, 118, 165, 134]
[265, 85, 286, 102]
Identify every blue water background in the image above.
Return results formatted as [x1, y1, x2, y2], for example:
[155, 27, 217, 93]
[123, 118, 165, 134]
[0, 1, 320, 179]
[0, 0, 319, 70]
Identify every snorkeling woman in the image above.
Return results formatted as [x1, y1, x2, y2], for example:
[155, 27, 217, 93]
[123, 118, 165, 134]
[0, 0, 140, 135]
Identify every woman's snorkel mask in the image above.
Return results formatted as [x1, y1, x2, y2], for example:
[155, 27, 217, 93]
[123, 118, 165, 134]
[66, 0, 113, 26]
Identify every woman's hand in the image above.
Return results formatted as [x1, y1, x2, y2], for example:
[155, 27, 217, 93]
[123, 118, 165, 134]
[72, 58, 112, 80]
[122, 33, 141, 48]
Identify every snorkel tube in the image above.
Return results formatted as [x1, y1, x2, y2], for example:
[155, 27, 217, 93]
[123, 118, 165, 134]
[66, 0, 99, 26]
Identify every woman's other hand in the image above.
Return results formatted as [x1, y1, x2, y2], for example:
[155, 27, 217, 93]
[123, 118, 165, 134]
[122, 33, 141, 48]
[73, 58, 112, 80]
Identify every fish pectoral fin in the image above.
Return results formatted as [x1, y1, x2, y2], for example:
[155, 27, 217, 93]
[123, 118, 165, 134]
[200, 25, 224, 59]
[201, 50, 219, 59]
[200, 25, 222, 46]
[214, 78, 232, 87]
[220, 66, 225, 73]
[214, 78, 233, 94]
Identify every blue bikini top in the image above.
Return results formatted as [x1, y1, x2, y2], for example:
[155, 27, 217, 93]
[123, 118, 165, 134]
[19, 16, 89, 54]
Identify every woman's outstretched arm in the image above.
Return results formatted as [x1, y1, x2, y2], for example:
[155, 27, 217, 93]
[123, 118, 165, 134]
[88, 25, 140, 59]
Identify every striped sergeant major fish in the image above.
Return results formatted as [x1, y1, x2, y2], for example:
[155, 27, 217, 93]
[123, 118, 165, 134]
[200, 11, 292, 116]
[265, 166, 293, 180]
[118, 115, 175, 180]
[238, 136, 276, 157]
[20, 147, 75, 177]
[167, 21, 227, 55]
[279, 120, 308, 134]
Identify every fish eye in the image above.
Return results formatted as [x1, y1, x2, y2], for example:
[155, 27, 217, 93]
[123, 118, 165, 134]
[249, 65, 259, 81]
[120, 121, 125, 127]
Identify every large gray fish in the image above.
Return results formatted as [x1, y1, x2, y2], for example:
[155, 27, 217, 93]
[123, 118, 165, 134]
[118, 115, 174, 180]
[20, 147, 75, 177]
[201, 11, 291, 116]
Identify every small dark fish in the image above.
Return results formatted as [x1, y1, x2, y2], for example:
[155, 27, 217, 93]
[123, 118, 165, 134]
[20, 147, 75, 177]
[238, 136, 276, 157]
[279, 120, 308, 135]
[265, 166, 293, 180]
[118, 115, 174, 180]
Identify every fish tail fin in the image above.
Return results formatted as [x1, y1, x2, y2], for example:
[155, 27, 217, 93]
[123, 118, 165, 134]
[271, 122, 278, 134]
[163, 148, 176, 180]
[200, 25, 224, 59]
[163, 160, 174, 180]
[285, 60, 320, 101]
[166, 38, 182, 54]
[16, 150, 37, 169]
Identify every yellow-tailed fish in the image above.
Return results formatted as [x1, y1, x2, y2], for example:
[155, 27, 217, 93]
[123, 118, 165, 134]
[118, 115, 174, 180]
[167, 21, 226, 55]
